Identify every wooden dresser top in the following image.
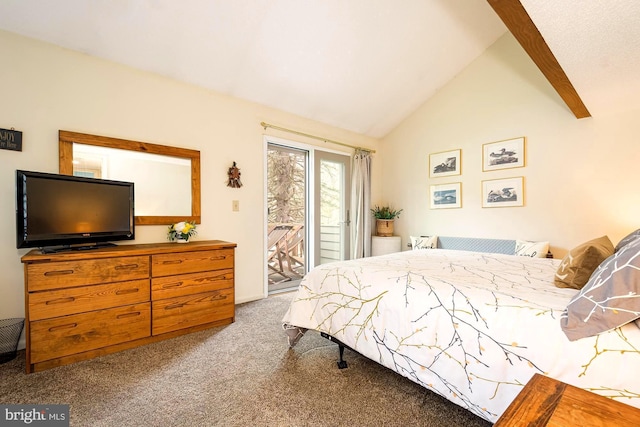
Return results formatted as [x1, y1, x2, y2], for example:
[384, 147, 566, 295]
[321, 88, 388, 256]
[21, 240, 237, 263]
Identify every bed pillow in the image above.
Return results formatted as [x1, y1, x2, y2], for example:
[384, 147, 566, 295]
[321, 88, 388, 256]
[560, 236, 640, 341]
[410, 235, 438, 249]
[515, 240, 549, 258]
[554, 236, 614, 290]
[615, 228, 640, 253]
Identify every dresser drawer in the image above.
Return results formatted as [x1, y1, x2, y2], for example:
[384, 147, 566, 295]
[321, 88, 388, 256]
[29, 279, 150, 321]
[151, 269, 233, 300]
[152, 288, 234, 335]
[26, 256, 150, 291]
[30, 303, 151, 363]
[152, 249, 234, 277]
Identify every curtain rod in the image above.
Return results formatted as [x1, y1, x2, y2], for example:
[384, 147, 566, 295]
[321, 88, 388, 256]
[260, 121, 376, 153]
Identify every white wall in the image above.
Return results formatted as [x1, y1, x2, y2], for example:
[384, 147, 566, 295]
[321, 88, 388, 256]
[381, 34, 640, 257]
[0, 30, 381, 337]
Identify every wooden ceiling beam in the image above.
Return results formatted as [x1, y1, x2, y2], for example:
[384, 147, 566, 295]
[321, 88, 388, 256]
[487, 0, 591, 118]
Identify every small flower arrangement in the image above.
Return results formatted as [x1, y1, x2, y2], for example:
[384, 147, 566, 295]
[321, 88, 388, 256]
[167, 221, 197, 242]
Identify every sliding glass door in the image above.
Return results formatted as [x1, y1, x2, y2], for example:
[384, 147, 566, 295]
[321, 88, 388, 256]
[266, 140, 351, 295]
[315, 151, 351, 266]
[266, 144, 307, 293]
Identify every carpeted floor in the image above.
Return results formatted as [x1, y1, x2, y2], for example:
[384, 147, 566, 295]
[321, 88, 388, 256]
[0, 293, 491, 427]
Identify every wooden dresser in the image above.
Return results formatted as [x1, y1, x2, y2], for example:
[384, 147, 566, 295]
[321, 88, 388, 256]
[21, 240, 236, 373]
[495, 373, 640, 426]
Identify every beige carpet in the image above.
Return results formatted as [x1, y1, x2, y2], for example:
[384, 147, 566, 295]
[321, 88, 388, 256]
[0, 293, 491, 427]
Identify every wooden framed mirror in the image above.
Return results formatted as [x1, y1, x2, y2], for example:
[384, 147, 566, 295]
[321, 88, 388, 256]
[59, 130, 201, 225]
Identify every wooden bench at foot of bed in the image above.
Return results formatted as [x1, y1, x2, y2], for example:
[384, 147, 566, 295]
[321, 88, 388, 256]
[495, 374, 640, 426]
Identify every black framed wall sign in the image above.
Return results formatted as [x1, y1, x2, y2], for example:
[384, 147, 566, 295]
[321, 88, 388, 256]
[0, 128, 22, 152]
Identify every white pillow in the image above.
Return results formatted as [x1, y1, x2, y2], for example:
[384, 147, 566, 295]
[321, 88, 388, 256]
[515, 240, 549, 258]
[410, 235, 438, 250]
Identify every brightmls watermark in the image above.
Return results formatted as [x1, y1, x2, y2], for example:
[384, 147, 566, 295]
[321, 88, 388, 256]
[1, 405, 69, 426]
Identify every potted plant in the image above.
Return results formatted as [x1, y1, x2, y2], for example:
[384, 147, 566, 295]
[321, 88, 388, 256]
[371, 205, 403, 236]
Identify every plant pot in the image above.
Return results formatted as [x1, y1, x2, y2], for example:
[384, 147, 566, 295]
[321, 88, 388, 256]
[176, 238, 188, 243]
[376, 219, 394, 237]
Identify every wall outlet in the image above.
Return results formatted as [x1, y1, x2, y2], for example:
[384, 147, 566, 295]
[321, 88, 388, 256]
[232, 200, 239, 212]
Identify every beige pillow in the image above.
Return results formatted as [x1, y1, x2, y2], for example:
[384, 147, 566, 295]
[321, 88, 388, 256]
[554, 236, 614, 290]
[561, 236, 640, 341]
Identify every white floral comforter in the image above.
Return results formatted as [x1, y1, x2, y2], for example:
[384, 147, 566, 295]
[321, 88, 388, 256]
[282, 249, 640, 422]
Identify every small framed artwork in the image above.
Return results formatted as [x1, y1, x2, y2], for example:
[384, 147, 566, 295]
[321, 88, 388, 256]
[430, 182, 461, 209]
[482, 137, 525, 171]
[429, 149, 461, 178]
[482, 176, 524, 208]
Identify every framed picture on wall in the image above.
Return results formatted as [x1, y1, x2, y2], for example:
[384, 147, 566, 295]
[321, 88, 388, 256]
[430, 182, 461, 209]
[429, 149, 461, 178]
[482, 176, 524, 208]
[482, 137, 525, 171]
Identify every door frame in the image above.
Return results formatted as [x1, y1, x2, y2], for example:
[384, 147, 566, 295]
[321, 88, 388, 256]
[263, 134, 351, 298]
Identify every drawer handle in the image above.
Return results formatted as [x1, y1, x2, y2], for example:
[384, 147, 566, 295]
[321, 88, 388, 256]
[48, 323, 77, 332]
[115, 264, 139, 270]
[165, 303, 185, 310]
[209, 256, 227, 261]
[115, 288, 139, 295]
[44, 270, 74, 277]
[45, 297, 75, 305]
[161, 282, 183, 289]
[117, 312, 141, 319]
[162, 260, 183, 265]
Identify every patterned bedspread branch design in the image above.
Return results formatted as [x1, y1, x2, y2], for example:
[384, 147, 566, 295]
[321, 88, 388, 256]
[409, 277, 547, 377]
[298, 269, 389, 347]
[371, 329, 498, 419]
[584, 386, 640, 400]
[579, 328, 640, 378]
[282, 249, 640, 423]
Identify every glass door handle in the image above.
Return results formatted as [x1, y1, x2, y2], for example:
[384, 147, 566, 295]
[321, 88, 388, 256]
[340, 210, 351, 226]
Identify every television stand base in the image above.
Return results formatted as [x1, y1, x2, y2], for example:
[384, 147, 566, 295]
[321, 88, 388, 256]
[40, 242, 117, 254]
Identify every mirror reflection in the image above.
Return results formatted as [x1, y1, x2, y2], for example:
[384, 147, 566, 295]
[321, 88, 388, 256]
[72, 144, 192, 217]
[59, 130, 201, 226]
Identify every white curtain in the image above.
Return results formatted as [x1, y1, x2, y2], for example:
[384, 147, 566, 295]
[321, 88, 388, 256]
[351, 149, 372, 259]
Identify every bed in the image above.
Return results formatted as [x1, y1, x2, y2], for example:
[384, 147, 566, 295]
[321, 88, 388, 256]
[282, 234, 640, 423]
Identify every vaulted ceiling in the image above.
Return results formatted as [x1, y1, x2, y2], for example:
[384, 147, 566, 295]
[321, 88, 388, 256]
[0, 1, 638, 138]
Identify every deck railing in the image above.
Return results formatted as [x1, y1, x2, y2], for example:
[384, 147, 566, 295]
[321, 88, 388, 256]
[267, 223, 345, 287]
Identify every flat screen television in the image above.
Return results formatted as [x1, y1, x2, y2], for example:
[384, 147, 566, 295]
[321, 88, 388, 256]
[16, 170, 135, 252]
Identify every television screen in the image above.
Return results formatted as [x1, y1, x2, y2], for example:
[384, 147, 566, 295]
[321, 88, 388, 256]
[16, 170, 135, 251]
